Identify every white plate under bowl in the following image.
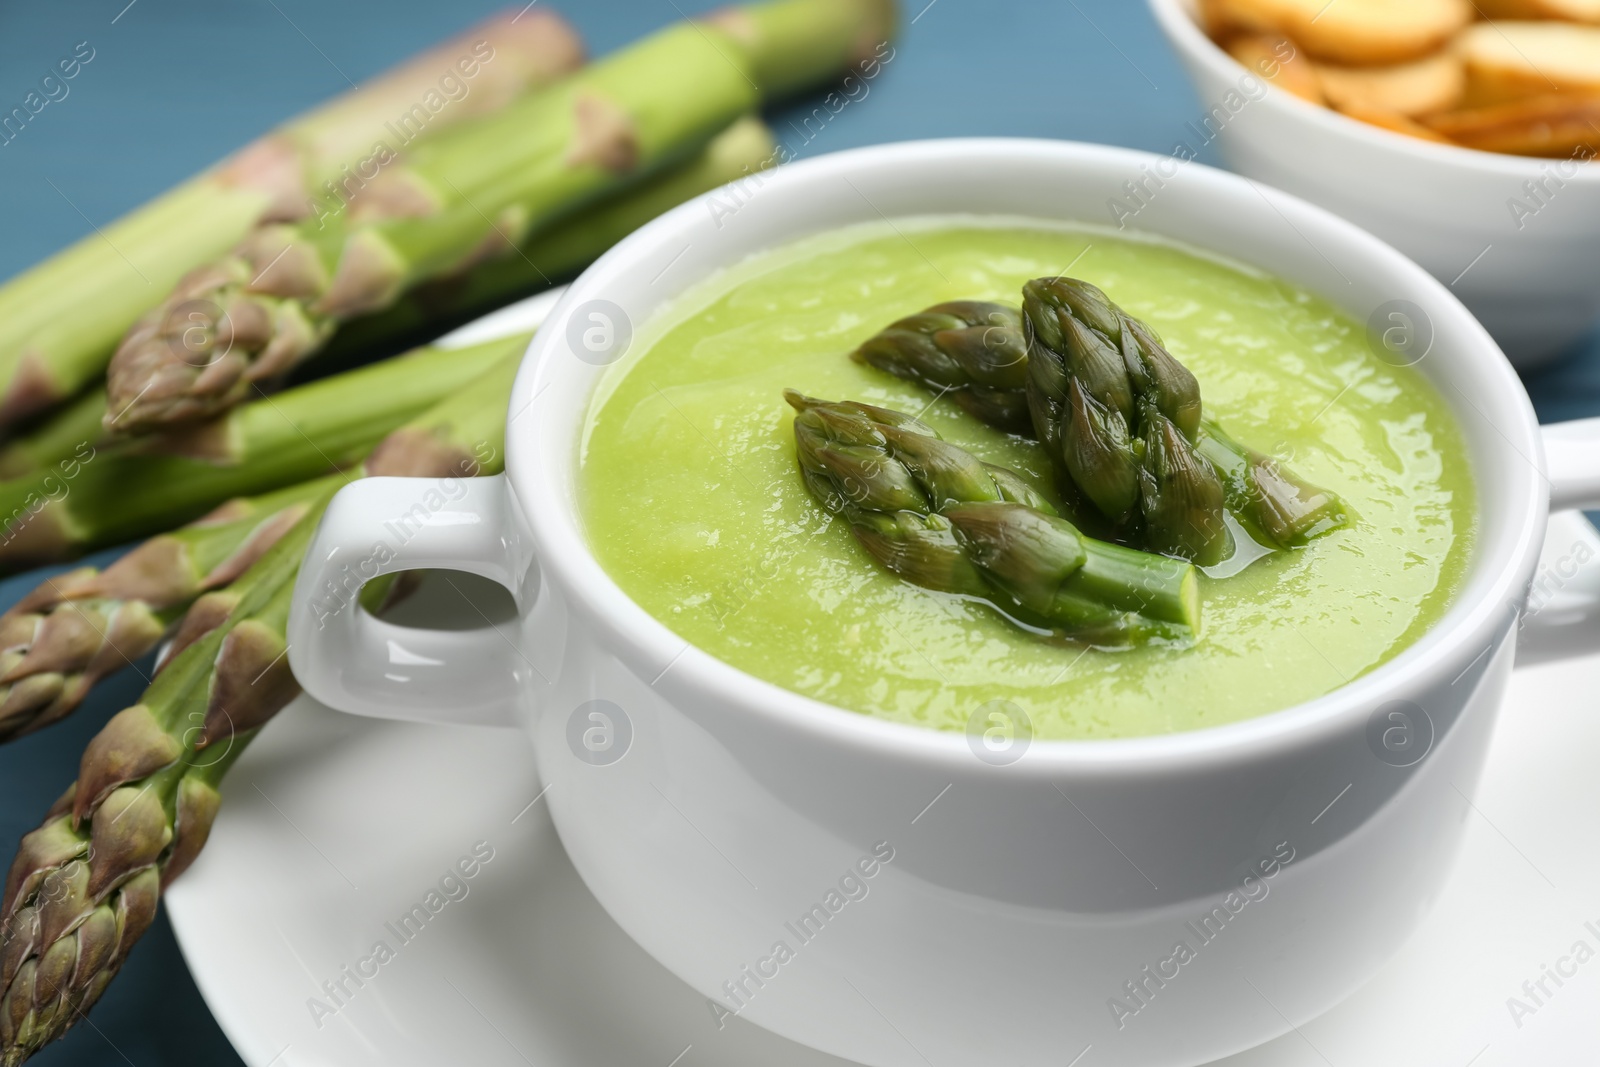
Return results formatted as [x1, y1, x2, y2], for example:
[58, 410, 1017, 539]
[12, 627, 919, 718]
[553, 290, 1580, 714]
[167, 566, 1600, 1067]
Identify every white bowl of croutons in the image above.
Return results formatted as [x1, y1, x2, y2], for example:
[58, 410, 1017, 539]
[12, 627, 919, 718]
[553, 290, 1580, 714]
[1149, 0, 1600, 368]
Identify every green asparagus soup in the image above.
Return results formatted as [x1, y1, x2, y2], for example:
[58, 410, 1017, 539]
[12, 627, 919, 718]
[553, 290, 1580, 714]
[579, 220, 1475, 740]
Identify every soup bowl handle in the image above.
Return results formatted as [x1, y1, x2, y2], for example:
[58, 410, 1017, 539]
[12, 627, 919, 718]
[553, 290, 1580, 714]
[1543, 417, 1600, 512]
[1514, 419, 1600, 666]
[286, 473, 538, 727]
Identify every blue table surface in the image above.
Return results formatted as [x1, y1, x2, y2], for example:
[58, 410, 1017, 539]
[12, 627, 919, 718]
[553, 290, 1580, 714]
[1, 1, 1597, 1064]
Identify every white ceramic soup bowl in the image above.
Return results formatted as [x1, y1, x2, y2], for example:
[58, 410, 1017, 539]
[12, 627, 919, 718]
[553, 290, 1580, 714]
[1146, 0, 1600, 370]
[287, 139, 1600, 1067]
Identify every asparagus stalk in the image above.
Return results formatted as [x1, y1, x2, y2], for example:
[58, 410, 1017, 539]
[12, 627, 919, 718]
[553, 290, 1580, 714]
[0, 331, 530, 572]
[104, 0, 892, 434]
[786, 391, 1200, 646]
[705, 0, 896, 101]
[359, 340, 521, 480]
[0, 343, 528, 1062]
[0, 10, 583, 429]
[0, 392, 105, 482]
[325, 116, 776, 361]
[0, 344, 525, 742]
[850, 287, 1347, 557]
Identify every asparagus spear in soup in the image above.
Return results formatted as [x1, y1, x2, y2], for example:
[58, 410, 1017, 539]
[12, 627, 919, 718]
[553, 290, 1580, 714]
[786, 391, 1200, 647]
[850, 283, 1347, 559]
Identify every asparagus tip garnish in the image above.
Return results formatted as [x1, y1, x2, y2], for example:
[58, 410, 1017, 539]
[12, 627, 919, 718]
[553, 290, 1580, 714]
[1196, 420, 1349, 549]
[848, 301, 1033, 435]
[852, 283, 1346, 564]
[789, 391, 1199, 646]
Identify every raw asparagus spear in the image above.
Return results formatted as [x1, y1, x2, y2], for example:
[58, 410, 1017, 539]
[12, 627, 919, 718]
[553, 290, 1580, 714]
[0, 500, 321, 1066]
[105, 0, 892, 433]
[0, 343, 525, 742]
[0, 10, 582, 430]
[851, 288, 1347, 555]
[786, 391, 1200, 646]
[0, 331, 530, 572]
[325, 116, 777, 361]
[705, 0, 896, 101]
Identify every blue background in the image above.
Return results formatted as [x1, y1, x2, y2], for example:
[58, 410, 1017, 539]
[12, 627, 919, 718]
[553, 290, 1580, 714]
[0, 1, 1596, 1064]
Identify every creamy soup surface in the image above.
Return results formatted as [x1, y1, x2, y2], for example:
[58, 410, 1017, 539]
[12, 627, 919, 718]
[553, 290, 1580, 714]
[579, 219, 1476, 740]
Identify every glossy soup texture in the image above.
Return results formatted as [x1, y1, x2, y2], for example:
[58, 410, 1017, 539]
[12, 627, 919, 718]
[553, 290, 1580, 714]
[579, 221, 1476, 740]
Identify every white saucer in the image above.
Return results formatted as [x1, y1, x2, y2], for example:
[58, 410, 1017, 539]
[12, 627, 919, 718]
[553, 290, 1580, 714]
[166, 559, 1600, 1067]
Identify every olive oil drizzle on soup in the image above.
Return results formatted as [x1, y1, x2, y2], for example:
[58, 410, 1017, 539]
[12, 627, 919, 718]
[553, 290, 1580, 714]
[580, 220, 1475, 741]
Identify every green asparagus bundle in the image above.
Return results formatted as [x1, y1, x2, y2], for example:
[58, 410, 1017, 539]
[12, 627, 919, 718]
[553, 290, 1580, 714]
[851, 285, 1348, 560]
[0, 118, 776, 485]
[786, 391, 1200, 646]
[103, 0, 893, 434]
[0, 502, 320, 1065]
[0, 342, 529, 1061]
[0, 344, 524, 743]
[0, 330, 530, 572]
[0, 9, 583, 430]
